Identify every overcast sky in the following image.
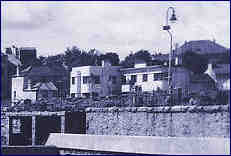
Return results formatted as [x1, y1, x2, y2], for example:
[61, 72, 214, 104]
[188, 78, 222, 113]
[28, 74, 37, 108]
[1, 1, 230, 59]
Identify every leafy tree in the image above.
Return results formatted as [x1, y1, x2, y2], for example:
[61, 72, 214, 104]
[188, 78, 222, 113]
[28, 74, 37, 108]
[120, 50, 152, 68]
[134, 50, 152, 63]
[182, 51, 208, 74]
[100, 52, 120, 66]
[64, 46, 82, 67]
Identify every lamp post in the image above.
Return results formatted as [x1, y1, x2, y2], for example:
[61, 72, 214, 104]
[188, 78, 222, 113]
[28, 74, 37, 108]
[163, 7, 177, 98]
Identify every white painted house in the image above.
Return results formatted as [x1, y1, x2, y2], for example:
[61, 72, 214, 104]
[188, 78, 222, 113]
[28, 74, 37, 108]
[11, 68, 37, 104]
[121, 59, 190, 97]
[11, 66, 58, 105]
[70, 60, 121, 97]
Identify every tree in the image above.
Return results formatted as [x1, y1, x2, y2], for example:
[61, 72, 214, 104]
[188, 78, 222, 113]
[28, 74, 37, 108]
[134, 50, 152, 63]
[100, 52, 120, 66]
[64, 46, 82, 67]
[120, 50, 152, 68]
[182, 51, 208, 74]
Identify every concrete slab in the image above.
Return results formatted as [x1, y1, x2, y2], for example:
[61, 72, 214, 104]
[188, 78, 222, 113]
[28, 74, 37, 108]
[46, 133, 230, 155]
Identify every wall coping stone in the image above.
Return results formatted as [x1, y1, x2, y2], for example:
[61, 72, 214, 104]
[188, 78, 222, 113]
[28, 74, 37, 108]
[85, 105, 229, 113]
[46, 133, 230, 155]
[6, 111, 66, 116]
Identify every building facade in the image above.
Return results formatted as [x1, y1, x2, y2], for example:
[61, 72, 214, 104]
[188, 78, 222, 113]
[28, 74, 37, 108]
[70, 60, 121, 97]
[11, 65, 68, 104]
[121, 59, 190, 97]
[1, 51, 22, 101]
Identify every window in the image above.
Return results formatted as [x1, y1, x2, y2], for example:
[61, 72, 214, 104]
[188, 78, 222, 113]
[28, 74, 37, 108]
[94, 76, 100, 84]
[14, 91, 16, 99]
[110, 76, 117, 84]
[143, 74, 148, 82]
[12, 119, 21, 134]
[83, 76, 90, 84]
[153, 72, 168, 81]
[121, 76, 126, 84]
[72, 77, 75, 85]
[71, 93, 75, 98]
[131, 75, 137, 83]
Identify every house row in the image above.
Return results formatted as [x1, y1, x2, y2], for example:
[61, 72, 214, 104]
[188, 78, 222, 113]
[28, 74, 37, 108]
[9, 40, 230, 104]
[70, 57, 228, 99]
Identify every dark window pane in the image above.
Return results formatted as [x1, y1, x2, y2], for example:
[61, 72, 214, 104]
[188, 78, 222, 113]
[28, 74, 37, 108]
[131, 75, 137, 83]
[143, 74, 148, 82]
[72, 77, 75, 85]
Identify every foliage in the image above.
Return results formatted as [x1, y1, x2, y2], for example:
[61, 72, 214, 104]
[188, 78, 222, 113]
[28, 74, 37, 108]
[120, 50, 152, 68]
[38, 46, 121, 68]
[100, 52, 120, 66]
[182, 51, 208, 74]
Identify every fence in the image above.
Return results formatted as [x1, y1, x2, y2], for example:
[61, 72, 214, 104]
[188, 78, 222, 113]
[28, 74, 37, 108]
[4, 89, 229, 112]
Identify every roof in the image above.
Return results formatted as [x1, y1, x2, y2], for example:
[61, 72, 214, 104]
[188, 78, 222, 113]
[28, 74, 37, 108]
[27, 65, 66, 77]
[33, 82, 57, 91]
[134, 58, 147, 63]
[19, 47, 36, 51]
[152, 54, 169, 61]
[178, 40, 228, 55]
[120, 65, 167, 74]
[6, 53, 21, 66]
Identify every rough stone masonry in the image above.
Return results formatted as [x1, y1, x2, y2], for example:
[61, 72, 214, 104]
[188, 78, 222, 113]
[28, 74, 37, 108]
[86, 105, 230, 137]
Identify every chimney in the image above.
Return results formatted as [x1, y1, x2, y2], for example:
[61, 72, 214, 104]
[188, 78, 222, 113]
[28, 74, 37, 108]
[16, 65, 19, 76]
[175, 57, 179, 66]
[175, 56, 182, 66]
[102, 59, 111, 67]
[28, 79, 32, 90]
[208, 63, 212, 69]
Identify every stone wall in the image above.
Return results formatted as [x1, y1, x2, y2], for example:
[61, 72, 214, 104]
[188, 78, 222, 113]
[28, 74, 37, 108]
[86, 105, 230, 137]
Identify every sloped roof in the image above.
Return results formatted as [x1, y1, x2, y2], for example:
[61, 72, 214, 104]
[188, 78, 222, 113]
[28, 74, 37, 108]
[27, 65, 64, 77]
[33, 82, 57, 91]
[6, 54, 21, 66]
[178, 40, 228, 55]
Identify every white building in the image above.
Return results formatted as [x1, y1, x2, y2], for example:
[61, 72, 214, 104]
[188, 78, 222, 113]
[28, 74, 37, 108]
[11, 66, 58, 105]
[11, 68, 37, 104]
[70, 60, 121, 97]
[121, 59, 190, 97]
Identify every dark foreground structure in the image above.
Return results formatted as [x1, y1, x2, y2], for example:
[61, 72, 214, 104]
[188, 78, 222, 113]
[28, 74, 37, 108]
[3, 111, 85, 146]
[1, 146, 59, 155]
[1, 105, 230, 155]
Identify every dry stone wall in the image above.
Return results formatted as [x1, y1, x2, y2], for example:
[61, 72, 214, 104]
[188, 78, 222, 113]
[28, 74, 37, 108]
[86, 105, 230, 137]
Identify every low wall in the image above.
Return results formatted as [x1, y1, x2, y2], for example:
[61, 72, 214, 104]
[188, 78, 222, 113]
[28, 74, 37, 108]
[46, 133, 230, 155]
[86, 105, 230, 137]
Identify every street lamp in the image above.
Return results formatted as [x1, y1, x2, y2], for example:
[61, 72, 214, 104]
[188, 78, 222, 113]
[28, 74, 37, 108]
[163, 7, 177, 97]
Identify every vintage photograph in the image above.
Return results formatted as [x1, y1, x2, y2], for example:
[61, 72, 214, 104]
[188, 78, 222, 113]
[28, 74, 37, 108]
[1, 1, 230, 155]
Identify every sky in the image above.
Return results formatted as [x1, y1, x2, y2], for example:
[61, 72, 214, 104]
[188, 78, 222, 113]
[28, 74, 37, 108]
[1, 1, 230, 60]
